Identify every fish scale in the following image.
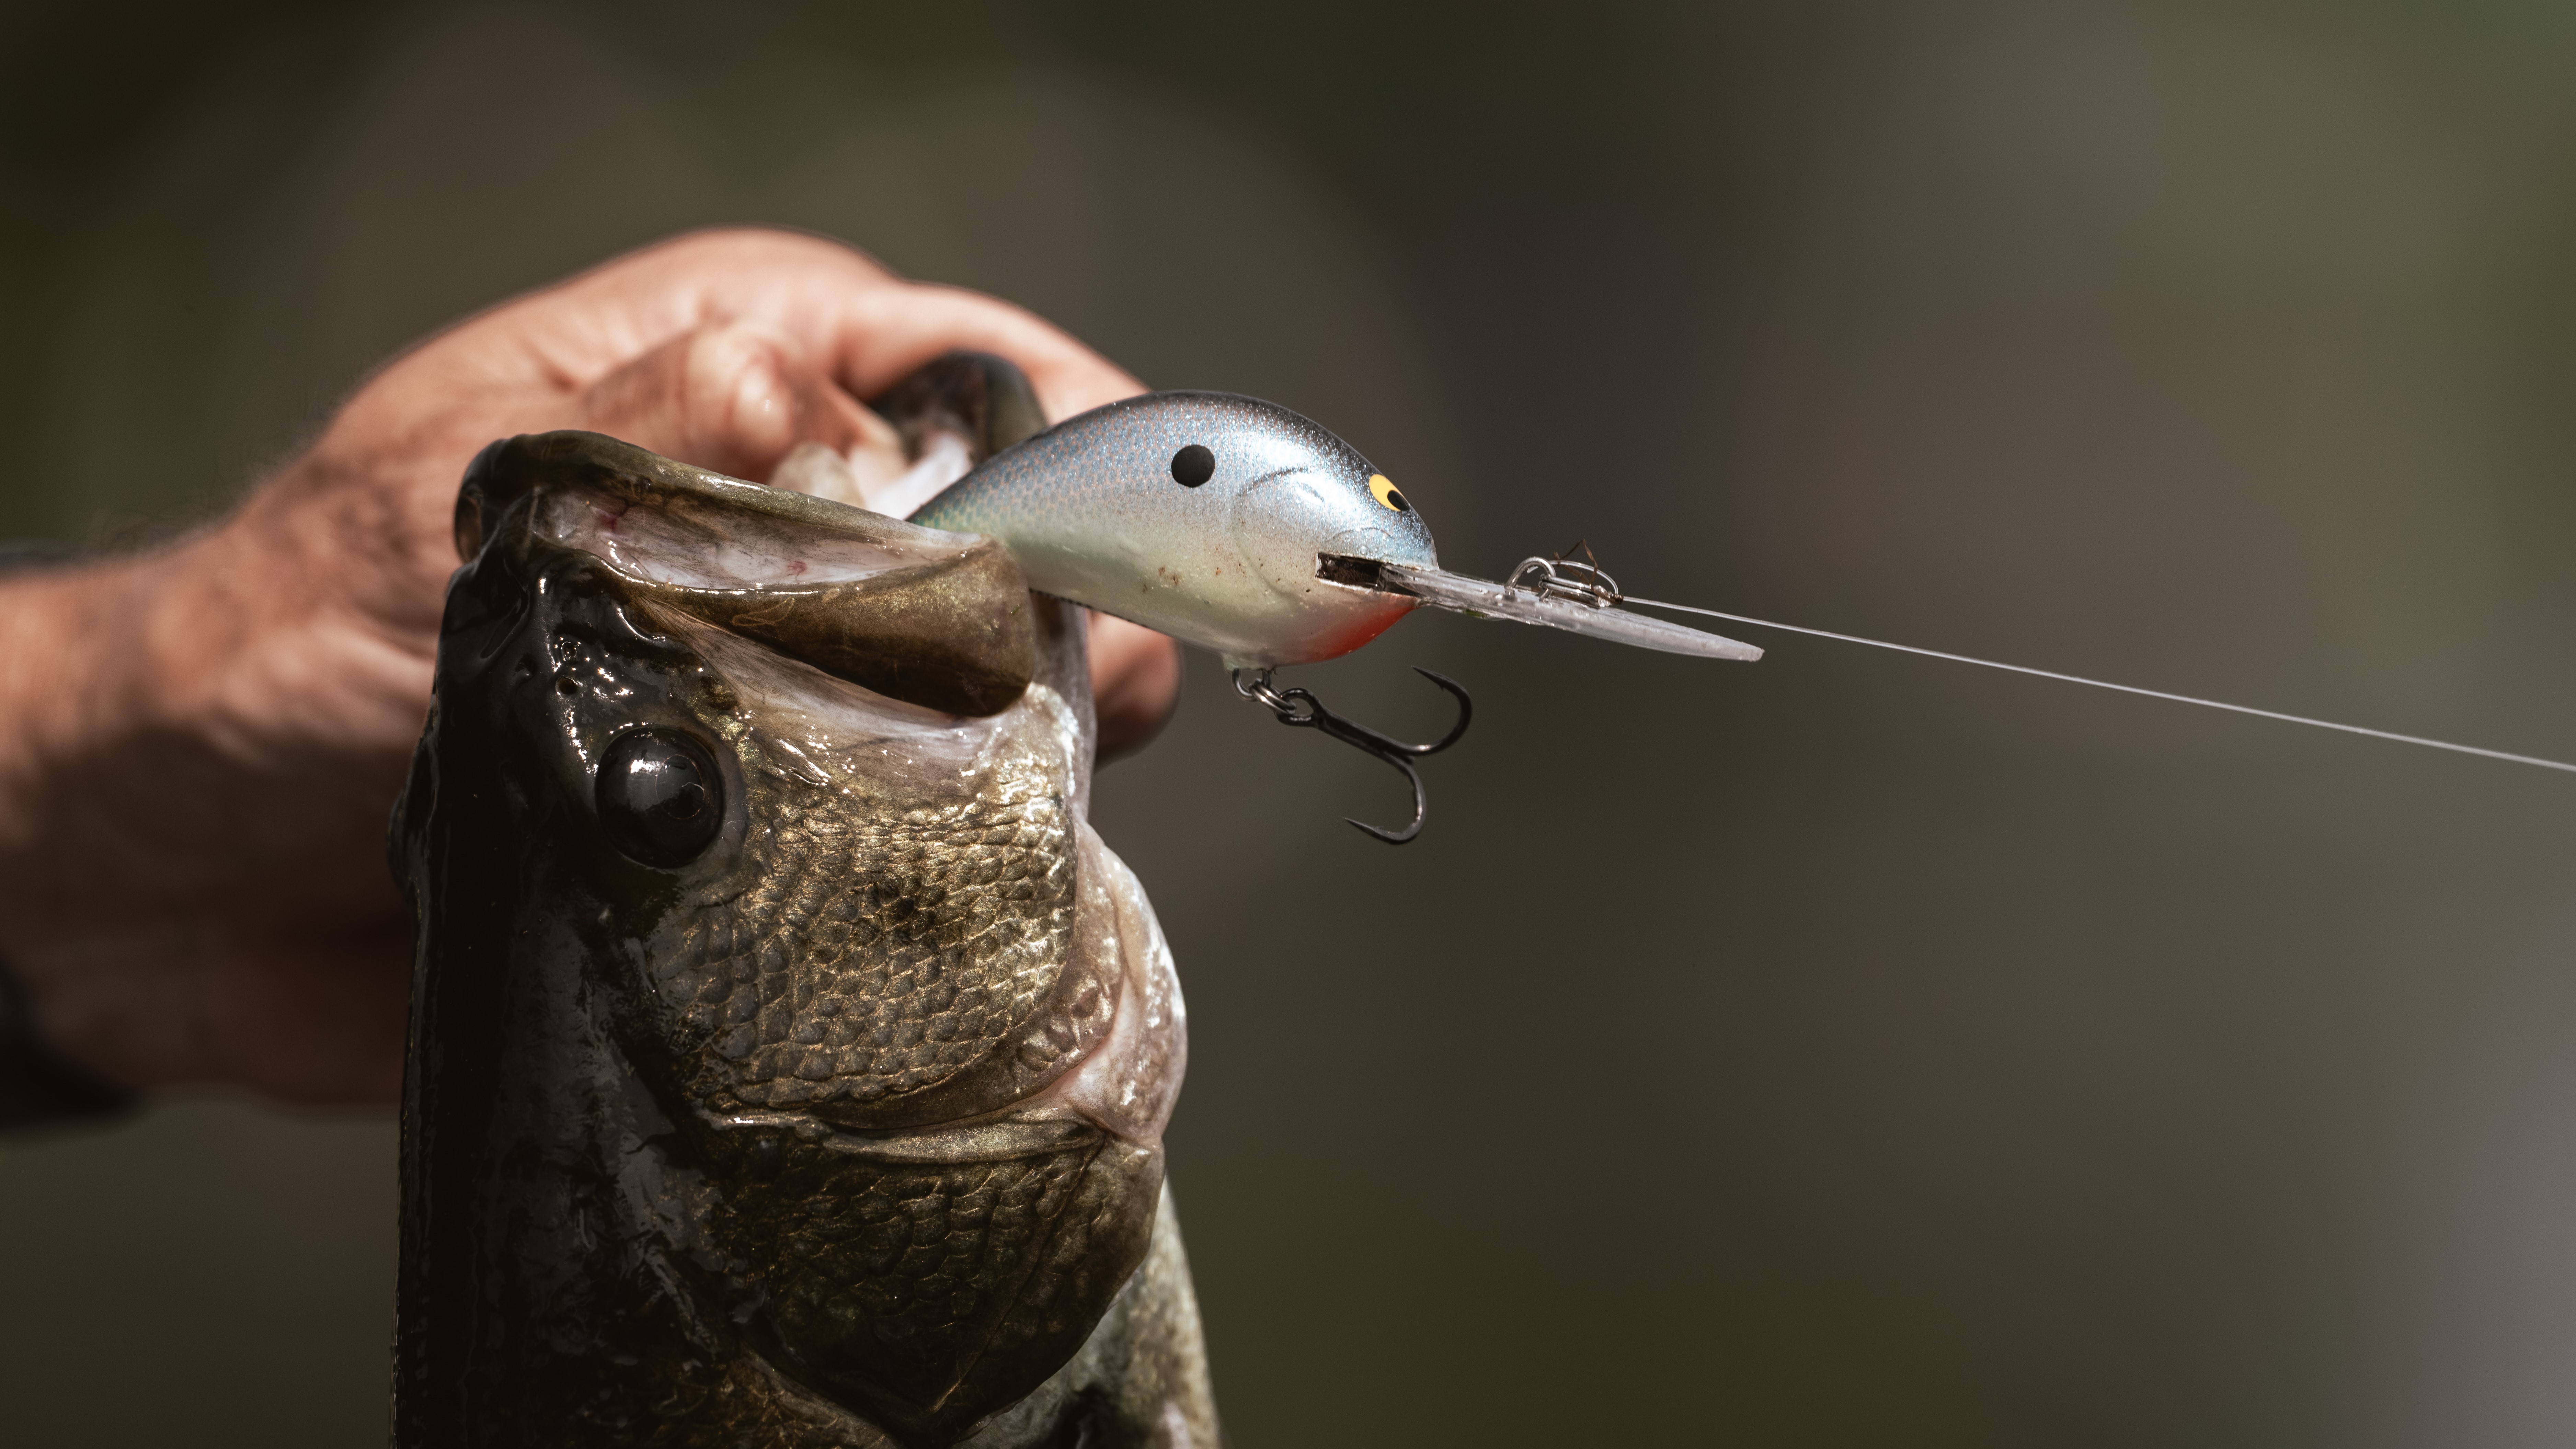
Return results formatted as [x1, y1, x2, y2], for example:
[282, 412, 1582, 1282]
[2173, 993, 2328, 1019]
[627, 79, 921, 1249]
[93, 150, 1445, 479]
[661, 789, 1078, 1114]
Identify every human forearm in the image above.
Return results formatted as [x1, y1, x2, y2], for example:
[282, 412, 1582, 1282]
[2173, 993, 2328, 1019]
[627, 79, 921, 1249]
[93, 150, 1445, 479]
[0, 558, 169, 929]
[0, 520, 424, 1100]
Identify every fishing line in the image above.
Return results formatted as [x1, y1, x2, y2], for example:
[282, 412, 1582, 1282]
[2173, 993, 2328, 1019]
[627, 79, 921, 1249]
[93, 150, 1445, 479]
[1619, 595, 2576, 775]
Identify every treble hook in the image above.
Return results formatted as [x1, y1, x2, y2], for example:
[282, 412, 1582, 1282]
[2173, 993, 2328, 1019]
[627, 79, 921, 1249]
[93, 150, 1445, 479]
[1232, 666, 1474, 844]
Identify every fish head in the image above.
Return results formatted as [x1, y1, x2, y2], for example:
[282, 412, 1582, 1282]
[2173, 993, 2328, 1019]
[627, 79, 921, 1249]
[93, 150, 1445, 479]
[402, 431, 1186, 1443]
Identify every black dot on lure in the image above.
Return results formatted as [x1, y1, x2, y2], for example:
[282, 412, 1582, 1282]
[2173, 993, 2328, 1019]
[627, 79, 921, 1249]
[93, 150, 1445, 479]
[1169, 444, 1215, 488]
[596, 728, 723, 867]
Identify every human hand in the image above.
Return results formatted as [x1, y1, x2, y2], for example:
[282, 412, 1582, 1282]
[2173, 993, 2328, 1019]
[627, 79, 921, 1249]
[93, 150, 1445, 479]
[0, 228, 1180, 1105]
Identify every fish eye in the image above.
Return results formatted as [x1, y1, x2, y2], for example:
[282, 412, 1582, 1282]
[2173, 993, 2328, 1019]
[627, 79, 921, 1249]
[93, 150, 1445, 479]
[1368, 473, 1412, 513]
[596, 728, 723, 867]
[1170, 444, 1215, 487]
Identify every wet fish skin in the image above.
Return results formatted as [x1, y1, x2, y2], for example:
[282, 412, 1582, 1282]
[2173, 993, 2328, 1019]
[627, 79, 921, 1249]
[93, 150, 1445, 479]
[393, 393, 1213, 1446]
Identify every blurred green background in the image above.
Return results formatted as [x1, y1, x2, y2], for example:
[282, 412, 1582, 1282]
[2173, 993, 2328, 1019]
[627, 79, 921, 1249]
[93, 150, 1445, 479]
[9, 0, 2576, 1443]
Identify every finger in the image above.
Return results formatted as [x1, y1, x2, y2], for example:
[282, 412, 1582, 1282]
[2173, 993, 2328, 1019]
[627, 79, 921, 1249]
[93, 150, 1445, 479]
[471, 227, 910, 389]
[626, 230, 1141, 418]
[823, 281, 1146, 421]
[572, 319, 885, 482]
[529, 229, 1144, 420]
[1089, 613, 1182, 762]
[400, 227, 1142, 434]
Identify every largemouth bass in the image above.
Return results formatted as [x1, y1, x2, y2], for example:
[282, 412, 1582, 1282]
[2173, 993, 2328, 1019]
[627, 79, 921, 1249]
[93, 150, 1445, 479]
[390, 366, 1214, 1447]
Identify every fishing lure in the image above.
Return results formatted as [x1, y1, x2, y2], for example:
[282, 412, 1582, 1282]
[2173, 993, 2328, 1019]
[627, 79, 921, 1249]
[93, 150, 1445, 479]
[907, 390, 1761, 841]
[902, 363, 2576, 842]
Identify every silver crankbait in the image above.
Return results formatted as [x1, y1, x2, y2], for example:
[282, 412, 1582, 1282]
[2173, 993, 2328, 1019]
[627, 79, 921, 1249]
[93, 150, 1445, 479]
[908, 391, 1758, 841]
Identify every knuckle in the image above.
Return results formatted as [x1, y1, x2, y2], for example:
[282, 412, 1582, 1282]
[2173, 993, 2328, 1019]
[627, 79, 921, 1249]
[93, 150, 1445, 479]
[682, 325, 791, 408]
[678, 324, 811, 464]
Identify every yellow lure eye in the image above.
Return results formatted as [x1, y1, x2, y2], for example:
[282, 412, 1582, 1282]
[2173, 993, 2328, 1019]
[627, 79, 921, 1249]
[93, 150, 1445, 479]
[1368, 474, 1412, 513]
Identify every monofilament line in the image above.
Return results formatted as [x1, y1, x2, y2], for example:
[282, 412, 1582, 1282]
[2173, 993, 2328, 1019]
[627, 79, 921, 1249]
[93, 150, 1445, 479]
[1620, 595, 2576, 776]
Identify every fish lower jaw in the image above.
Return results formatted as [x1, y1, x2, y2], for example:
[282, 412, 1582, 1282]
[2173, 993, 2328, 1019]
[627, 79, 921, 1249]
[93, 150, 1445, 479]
[701, 1105, 1110, 1163]
[697, 1005, 1163, 1154]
